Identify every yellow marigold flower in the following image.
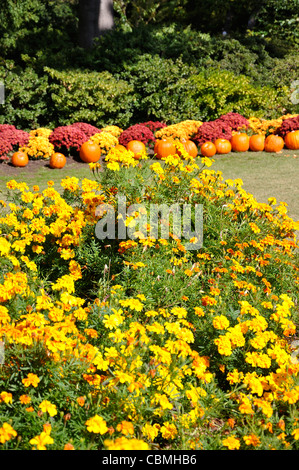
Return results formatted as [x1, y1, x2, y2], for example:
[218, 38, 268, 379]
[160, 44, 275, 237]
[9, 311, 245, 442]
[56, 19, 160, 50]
[150, 162, 164, 175]
[69, 260, 82, 280]
[249, 222, 261, 233]
[6, 179, 18, 190]
[0, 237, 10, 256]
[0, 391, 13, 404]
[60, 176, 80, 192]
[119, 298, 144, 312]
[29, 127, 52, 138]
[85, 415, 108, 434]
[282, 387, 299, 405]
[90, 131, 118, 154]
[0, 423, 17, 444]
[292, 428, 299, 440]
[22, 373, 40, 388]
[20, 135, 54, 160]
[101, 125, 123, 137]
[52, 274, 75, 293]
[214, 335, 232, 356]
[253, 398, 273, 418]
[104, 437, 149, 450]
[107, 161, 120, 171]
[30, 432, 54, 450]
[238, 394, 254, 415]
[227, 369, 244, 384]
[170, 306, 187, 318]
[103, 309, 124, 330]
[194, 306, 205, 317]
[160, 422, 178, 440]
[141, 423, 160, 441]
[39, 400, 58, 417]
[245, 351, 271, 369]
[243, 372, 264, 396]
[213, 315, 230, 330]
[222, 435, 240, 450]
[153, 393, 173, 411]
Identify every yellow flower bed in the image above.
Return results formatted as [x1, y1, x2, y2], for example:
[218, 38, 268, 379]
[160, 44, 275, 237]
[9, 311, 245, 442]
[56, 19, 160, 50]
[0, 129, 299, 451]
[19, 128, 54, 160]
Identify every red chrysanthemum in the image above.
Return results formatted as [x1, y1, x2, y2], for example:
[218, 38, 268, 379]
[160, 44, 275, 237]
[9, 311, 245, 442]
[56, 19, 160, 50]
[193, 119, 232, 146]
[140, 121, 167, 134]
[118, 124, 156, 147]
[0, 125, 30, 162]
[49, 123, 100, 152]
[217, 112, 249, 131]
[275, 115, 299, 138]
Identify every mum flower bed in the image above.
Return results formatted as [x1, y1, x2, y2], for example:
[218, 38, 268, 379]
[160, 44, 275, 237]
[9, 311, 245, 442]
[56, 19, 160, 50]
[0, 142, 299, 450]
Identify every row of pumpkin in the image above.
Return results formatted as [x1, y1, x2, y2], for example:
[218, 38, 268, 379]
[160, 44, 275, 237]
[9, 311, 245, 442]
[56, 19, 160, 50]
[9, 129, 299, 170]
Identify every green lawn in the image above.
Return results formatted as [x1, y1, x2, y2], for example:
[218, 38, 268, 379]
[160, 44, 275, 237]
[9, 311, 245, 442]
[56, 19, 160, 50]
[0, 149, 299, 223]
[211, 150, 299, 223]
[0, 159, 93, 193]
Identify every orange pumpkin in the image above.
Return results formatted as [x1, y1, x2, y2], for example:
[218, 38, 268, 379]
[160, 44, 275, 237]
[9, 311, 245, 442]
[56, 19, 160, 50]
[249, 134, 265, 152]
[214, 139, 232, 154]
[200, 141, 216, 157]
[180, 139, 198, 158]
[284, 130, 299, 150]
[231, 133, 250, 152]
[126, 140, 146, 160]
[115, 144, 127, 152]
[49, 152, 66, 169]
[154, 139, 176, 160]
[11, 151, 29, 167]
[264, 135, 284, 153]
[79, 141, 101, 163]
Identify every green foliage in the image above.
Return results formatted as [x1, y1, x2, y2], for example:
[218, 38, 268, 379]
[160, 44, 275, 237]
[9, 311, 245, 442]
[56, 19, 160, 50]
[118, 54, 198, 123]
[253, 0, 299, 47]
[0, 61, 49, 130]
[0, 0, 78, 61]
[118, 57, 288, 123]
[44, 67, 135, 128]
[186, 69, 288, 121]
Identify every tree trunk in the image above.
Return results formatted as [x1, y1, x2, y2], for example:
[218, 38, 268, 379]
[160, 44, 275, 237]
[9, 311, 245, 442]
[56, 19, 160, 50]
[98, 0, 114, 33]
[78, 0, 114, 49]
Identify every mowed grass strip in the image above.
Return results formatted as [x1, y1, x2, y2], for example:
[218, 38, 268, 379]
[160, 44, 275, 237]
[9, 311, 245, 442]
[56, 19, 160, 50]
[0, 159, 93, 195]
[211, 149, 299, 223]
[0, 149, 299, 222]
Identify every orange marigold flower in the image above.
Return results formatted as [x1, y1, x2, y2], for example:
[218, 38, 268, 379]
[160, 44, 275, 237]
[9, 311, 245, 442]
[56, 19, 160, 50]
[22, 373, 40, 388]
[0, 391, 12, 404]
[64, 443, 75, 450]
[77, 396, 85, 407]
[116, 421, 134, 436]
[0, 423, 17, 444]
[243, 433, 261, 447]
[19, 394, 31, 404]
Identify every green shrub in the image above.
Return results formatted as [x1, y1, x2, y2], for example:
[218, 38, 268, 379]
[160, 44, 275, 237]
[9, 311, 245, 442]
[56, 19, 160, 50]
[186, 69, 288, 120]
[119, 57, 288, 123]
[44, 67, 135, 128]
[0, 61, 49, 130]
[118, 54, 199, 123]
